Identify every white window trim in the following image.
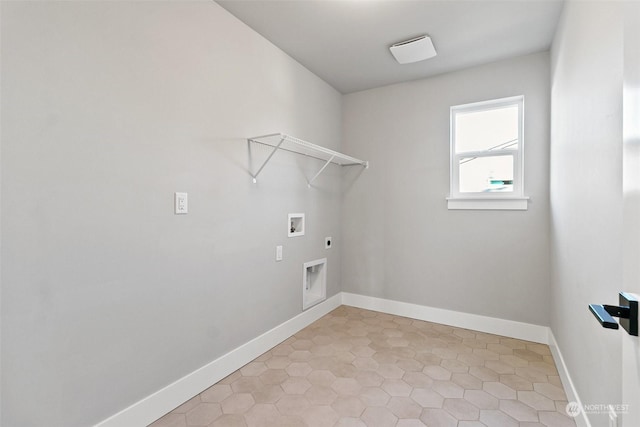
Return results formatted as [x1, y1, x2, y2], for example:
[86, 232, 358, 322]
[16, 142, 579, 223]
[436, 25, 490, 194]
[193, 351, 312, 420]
[448, 95, 528, 210]
[446, 196, 529, 210]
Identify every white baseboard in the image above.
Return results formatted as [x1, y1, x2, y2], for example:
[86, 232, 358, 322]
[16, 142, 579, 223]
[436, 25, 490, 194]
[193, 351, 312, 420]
[95, 292, 580, 427]
[341, 292, 549, 344]
[94, 293, 342, 427]
[547, 330, 591, 427]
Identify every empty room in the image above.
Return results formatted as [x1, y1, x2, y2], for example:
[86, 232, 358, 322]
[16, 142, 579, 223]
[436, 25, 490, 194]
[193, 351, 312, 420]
[1, 1, 639, 426]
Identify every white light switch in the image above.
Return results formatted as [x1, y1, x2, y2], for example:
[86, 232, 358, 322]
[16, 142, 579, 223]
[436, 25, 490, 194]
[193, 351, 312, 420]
[276, 245, 283, 261]
[175, 192, 188, 214]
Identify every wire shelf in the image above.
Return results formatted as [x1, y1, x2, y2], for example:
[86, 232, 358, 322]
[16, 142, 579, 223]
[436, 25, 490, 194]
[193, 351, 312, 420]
[247, 133, 368, 185]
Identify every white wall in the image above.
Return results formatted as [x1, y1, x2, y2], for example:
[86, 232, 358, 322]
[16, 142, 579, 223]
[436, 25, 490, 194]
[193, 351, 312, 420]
[622, 3, 640, 425]
[341, 52, 551, 326]
[9, 2, 624, 426]
[550, 2, 624, 425]
[0, 2, 343, 426]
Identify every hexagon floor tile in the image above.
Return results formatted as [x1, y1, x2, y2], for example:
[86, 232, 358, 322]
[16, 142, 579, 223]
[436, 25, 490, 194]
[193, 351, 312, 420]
[149, 306, 576, 427]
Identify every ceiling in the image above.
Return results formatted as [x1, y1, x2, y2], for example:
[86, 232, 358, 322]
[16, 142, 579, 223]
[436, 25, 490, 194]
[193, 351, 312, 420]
[216, 0, 564, 94]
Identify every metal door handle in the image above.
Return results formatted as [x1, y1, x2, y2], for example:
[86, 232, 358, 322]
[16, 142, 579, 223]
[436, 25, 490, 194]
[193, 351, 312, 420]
[589, 304, 621, 329]
[588, 292, 638, 336]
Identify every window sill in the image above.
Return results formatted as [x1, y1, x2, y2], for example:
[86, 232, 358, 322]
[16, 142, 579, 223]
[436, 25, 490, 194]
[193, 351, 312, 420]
[447, 196, 529, 211]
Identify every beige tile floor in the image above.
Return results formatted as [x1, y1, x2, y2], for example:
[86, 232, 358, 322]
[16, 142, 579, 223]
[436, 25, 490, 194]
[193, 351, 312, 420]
[149, 306, 577, 427]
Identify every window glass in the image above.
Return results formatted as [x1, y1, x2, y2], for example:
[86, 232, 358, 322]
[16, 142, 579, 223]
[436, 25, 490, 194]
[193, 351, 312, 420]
[454, 105, 519, 153]
[459, 155, 514, 193]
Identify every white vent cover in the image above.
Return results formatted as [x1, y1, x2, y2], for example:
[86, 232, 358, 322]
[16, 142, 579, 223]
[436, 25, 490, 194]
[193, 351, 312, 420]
[389, 35, 437, 64]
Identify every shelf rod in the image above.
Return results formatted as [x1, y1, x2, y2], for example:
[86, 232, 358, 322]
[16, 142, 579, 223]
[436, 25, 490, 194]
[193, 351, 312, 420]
[249, 133, 367, 167]
[249, 141, 339, 165]
[307, 155, 335, 188]
[251, 136, 285, 183]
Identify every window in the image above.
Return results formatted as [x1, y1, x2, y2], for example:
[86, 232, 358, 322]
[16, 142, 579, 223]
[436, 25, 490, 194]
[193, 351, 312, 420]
[448, 95, 528, 210]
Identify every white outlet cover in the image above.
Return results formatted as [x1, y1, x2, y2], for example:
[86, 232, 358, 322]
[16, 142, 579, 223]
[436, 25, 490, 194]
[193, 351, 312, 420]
[325, 237, 332, 249]
[175, 192, 188, 214]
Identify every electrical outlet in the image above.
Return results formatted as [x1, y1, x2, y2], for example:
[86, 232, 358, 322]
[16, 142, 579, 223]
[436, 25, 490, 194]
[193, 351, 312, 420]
[174, 192, 188, 214]
[325, 236, 332, 249]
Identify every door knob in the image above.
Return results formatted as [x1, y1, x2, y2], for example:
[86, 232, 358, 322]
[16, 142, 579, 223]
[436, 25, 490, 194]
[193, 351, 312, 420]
[588, 292, 638, 336]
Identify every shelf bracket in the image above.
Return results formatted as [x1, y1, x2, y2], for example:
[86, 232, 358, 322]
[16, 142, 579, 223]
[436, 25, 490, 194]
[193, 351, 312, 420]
[250, 136, 286, 183]
[247, 133, 368, 184]
[307, 155, 335, 188]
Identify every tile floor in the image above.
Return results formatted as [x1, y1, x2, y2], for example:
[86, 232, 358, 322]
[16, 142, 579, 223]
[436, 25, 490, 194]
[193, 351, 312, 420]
[149, 306, 577, 427]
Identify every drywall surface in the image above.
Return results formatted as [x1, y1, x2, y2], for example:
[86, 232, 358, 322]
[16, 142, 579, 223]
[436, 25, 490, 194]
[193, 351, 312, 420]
[622, 3, 640, 425]
[0, 1, 342, 426]
[550, 2, 623, 425]
[341, 52, 551, 326]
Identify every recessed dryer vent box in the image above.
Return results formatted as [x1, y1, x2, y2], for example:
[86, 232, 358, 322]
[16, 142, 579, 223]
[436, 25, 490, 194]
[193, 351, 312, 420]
[288, 213, 305, 237]
[303, 258, 326, 310]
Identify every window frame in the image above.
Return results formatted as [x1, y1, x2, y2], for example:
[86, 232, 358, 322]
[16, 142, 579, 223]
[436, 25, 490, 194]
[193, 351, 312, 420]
[448, 95, 528, 210]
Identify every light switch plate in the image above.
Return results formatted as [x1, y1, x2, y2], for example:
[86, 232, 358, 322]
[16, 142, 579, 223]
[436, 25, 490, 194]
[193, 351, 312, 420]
[175, 192, 188, 214]
[276, 245, 283, 261]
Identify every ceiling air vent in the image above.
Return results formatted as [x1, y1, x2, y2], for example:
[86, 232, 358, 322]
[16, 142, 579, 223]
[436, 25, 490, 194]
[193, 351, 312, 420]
[389, 35, 437, 64]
